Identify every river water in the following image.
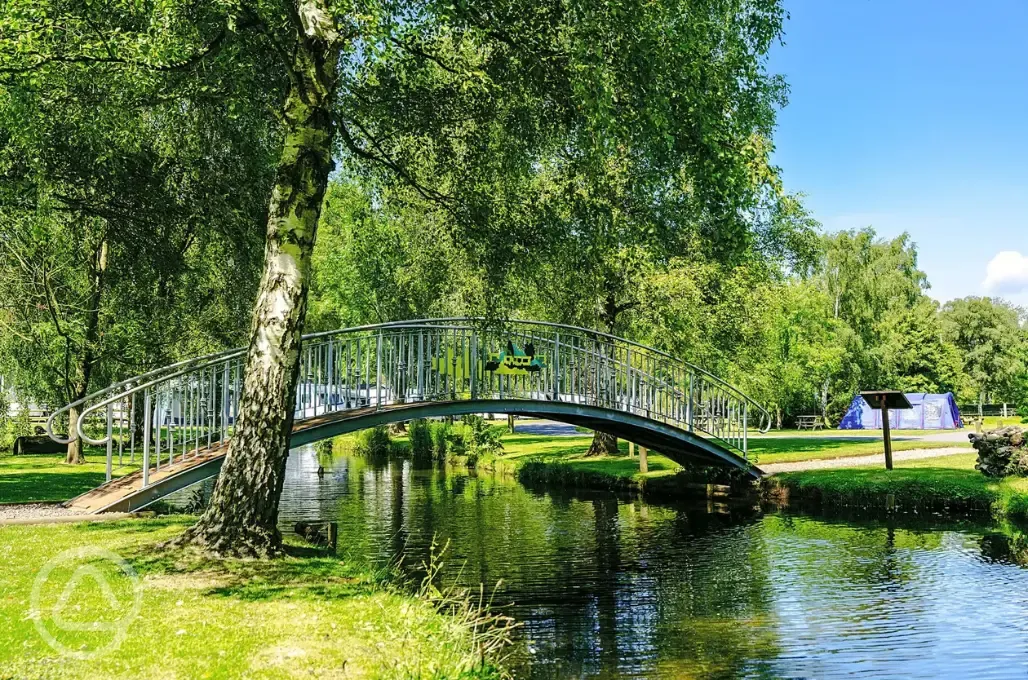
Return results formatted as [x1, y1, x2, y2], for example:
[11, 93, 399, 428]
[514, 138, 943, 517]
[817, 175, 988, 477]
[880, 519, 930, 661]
[171, 447, 1028, 679]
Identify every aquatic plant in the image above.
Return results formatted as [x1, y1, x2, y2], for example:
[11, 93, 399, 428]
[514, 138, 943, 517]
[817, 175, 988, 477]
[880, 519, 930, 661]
[354, 425, 393, 458]
[408, 418, 434, 463]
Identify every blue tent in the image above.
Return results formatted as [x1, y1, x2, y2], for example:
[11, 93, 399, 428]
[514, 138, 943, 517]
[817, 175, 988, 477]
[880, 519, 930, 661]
[838, 392, 963, 430]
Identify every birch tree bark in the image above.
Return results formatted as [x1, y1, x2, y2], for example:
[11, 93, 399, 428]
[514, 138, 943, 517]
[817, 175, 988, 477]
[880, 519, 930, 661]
[177, 2, 342, 556]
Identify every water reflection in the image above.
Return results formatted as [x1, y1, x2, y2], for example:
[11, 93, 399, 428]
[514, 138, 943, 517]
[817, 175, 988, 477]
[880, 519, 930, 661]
[168, 447, 1028, 679]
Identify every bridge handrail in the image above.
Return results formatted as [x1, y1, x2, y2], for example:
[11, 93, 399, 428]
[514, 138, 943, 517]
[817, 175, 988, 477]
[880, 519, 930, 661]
[50, 318, 771, 486]
[361, 318, 770, 424]
[54, 317, 769, 440]
[45, 347, 248, 444]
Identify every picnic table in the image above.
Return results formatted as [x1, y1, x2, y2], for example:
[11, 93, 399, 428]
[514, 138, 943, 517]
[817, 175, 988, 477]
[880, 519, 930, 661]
[796, 415, 825, 430]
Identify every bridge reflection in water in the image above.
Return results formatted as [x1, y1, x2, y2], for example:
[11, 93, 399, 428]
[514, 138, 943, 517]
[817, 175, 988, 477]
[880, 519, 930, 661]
[47, 319, 770, 512]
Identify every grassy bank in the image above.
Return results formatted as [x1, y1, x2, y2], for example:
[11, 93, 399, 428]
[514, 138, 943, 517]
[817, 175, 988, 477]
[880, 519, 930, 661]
[750, 437, 964, 464]
[0, 517, 506, 679]
[338, 422, 970, 499]
[483, 432, 682, 488]
[765, 453, 1028, 519]
[485, 430, 965, 487]
[0, 451, 140, 504]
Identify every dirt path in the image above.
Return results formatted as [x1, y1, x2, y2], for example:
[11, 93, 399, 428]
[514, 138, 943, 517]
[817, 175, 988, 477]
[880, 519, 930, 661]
[760, 446, 971, 474]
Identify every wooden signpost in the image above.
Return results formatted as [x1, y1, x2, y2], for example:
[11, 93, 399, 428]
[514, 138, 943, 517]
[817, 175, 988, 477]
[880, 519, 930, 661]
[859, 390, 913, 470]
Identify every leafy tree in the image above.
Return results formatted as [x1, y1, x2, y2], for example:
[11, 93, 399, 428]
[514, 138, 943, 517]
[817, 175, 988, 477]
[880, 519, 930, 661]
[308, 179, 479, 329]
[755, 280, 848, 426]
[0, 49, 275, 462]
[941, 297, 1025, 417]
[3, 0, 789, 555]
[875, 298, 965, 395]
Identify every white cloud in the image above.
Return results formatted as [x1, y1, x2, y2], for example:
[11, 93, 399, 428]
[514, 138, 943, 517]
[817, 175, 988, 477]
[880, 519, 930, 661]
[982, 251, 1028, 294]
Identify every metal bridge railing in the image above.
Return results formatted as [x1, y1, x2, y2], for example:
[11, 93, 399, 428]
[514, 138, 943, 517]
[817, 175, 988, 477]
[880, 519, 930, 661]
[47, 319, 771, 487]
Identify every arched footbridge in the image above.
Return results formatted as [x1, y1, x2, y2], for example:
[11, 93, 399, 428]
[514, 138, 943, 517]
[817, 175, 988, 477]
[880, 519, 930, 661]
[47, 319, 771, 513]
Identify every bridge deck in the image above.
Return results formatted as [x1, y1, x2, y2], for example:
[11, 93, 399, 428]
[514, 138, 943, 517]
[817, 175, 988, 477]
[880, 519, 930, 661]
[66, 400, 763, 514]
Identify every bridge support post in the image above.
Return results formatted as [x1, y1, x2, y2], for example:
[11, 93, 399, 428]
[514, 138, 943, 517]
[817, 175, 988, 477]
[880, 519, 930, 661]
[376, 332, 383, 410]
[552, 333, 561, 401]
[743, 402, 748, 462]
[105, 405, 113, 483]
[687, 372, 695, 432]
[142, 391, 152, 488]
[470, 333, 477, 400]
[417, 332, 424, 401]
[221, 363, 230, 440]
[639, 445, 648, 474]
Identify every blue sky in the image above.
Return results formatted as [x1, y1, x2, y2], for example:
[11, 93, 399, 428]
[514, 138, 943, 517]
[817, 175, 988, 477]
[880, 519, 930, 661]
[768, 0, 1028, 306]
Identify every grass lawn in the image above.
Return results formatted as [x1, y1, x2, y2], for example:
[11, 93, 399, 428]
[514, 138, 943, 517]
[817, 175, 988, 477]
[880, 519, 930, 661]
[750, 437, 966, 464]
[489, 432, 680, 484]
[0, 452, 141, 504]
[492, 430, 966, 472]
[759, 427, 955, 438]
[767, 452, 1028, 519]
[0, 518, 505, 679]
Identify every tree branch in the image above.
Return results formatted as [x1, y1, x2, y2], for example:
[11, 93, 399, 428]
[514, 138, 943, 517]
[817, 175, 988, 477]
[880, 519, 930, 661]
[336, 115, 459, 217]
[0, 27, 232, 75]
[388, 35, 464, 76]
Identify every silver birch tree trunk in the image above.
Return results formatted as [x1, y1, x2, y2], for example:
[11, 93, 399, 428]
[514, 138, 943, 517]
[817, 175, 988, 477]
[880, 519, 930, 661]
[177, 4, 342, 557]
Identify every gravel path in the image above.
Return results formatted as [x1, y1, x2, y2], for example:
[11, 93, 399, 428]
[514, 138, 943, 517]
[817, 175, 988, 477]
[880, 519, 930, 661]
[0, 503, 76, 522]
[510, 419, 580, 437]
[760, 446, 972, 474]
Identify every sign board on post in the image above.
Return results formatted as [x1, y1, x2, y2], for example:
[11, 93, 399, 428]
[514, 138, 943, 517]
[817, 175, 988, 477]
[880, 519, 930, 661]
[859, 391, 913, 470]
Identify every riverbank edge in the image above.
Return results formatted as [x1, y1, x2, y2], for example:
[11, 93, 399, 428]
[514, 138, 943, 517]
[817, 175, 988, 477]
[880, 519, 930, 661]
[475, 447, 1028, 522]
[759, 471, 1028, 521]
[475, 455, 750, 504]
[338, 431, 1028, 520]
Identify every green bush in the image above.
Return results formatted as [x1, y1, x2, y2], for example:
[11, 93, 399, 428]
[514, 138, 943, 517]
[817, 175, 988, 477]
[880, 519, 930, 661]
[430, 421, 452, 461]
[408, 419, 433, 463]
[0, 403, 31, 453]
[354, 425, 392, 457]
[455, 415, 504, 467]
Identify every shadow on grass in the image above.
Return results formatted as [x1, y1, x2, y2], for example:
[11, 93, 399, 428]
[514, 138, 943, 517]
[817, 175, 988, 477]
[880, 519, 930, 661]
[0, 470, 112, 503]
[66, 518, 389, 604]
[750, 438, 881, 455]
[502, 434, 591, 447]
[566, 455, 676, 476]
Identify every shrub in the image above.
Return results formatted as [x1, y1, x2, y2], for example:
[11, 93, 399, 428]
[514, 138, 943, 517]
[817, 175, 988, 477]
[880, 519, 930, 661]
[0, 404, 31, 453]
[408, 419, 433, 463]
[354, 425, 392, 458]
[455, 415, 504, 467]
[430, 421, 452, 461]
